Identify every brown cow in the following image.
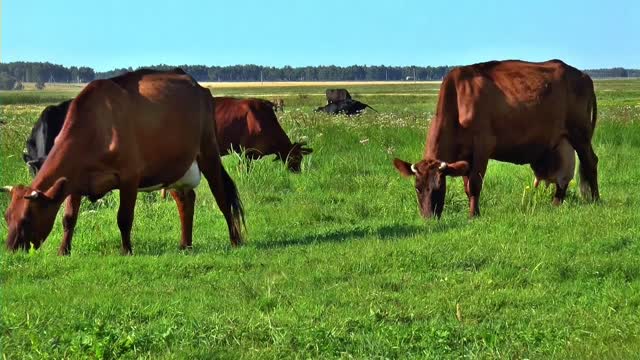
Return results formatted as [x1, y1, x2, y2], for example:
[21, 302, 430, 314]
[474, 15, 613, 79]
[393, 59, 598, 218]
[215, 97, 312, 172]
[2, 69, 245, 255]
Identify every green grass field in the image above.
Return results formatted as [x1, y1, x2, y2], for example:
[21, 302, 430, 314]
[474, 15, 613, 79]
[1, 80, 639, 358]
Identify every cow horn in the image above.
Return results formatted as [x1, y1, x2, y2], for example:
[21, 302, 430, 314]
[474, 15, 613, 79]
[0, 186, 13, 193]
[439, 162, 448, 170]
[24, 190, 39, 199]
[410, 164, 418, 174]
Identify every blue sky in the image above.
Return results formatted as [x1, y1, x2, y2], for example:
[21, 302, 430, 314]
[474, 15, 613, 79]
[2, 0, 638, 71]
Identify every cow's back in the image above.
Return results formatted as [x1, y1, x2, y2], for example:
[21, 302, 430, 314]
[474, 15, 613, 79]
[449, 60, 590, 161]
[39, 70, 214, 190]
[215, 97, 291, 155]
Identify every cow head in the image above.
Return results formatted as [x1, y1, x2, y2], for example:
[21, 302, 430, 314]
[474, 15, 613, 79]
[393, 158, 469, 218]
[283, 142, 313, 172]
[1, 178, 68, 251]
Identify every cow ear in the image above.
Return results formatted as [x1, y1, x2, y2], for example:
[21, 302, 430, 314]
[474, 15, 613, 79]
[393, 158, 415, 177]
[43, 177, 68, 202]
[439, 161, 470, 177]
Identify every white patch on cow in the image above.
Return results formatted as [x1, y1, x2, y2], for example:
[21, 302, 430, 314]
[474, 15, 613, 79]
[139, 161, 201, 193]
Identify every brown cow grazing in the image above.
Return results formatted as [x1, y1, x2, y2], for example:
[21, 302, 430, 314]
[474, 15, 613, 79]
[215, 97, 312, 172]
[393, 59, 598, 218]
[2, 69, 245, 255]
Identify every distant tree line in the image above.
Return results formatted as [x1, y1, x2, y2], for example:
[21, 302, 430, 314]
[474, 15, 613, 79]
[583, 67, 640, 78]
[94, 64, 457, 82]
[0, 62, 95, 84]
[1, 62, 639, 90]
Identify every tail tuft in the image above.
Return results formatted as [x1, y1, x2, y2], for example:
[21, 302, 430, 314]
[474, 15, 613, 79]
[220, 163, 246, 244]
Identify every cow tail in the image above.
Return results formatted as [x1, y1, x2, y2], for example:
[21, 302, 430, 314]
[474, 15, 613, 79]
[578, 87, 598, 198]
[221, 162, 246, 241]
[590, 91, 598, 134]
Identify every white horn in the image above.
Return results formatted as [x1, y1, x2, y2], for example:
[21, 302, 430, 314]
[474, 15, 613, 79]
[410, 164, 418, 174]
[439, 162, 447, 170]
[24, 190, 40, 200]
[0, 186, 13, 193]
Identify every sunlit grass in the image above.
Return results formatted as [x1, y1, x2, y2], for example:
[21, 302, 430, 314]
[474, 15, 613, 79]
[0, 80, 639, 358]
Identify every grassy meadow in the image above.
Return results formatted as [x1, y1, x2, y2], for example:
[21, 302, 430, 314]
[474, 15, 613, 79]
[1, 80, 640, 358]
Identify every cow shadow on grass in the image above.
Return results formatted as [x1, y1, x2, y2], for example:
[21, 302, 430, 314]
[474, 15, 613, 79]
[254, 220, 466, 250]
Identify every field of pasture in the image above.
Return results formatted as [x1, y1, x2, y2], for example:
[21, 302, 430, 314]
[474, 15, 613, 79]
[1, 80, 640, 358]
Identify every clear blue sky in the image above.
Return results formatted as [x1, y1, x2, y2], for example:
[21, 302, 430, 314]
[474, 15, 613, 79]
[2, 0, 638, 71]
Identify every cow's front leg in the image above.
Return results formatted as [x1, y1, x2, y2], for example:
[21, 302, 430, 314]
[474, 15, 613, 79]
[467, 155, 489, 218]
[58, 194, 82, 255]
[117, 185, 138, 255]
[552, 183, 568, 206]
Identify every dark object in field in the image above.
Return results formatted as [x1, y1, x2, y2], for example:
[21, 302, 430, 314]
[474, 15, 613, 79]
[315, 98, 377, 115]
[326, 88, 352, 104]
[23, 99, 72, 176]
[393, 59, 599, 219]
[3, 68, 245, 255]
[216, 97, 312, 172]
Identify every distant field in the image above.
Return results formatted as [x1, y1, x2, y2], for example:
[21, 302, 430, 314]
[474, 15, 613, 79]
[1, 80, 639, 358]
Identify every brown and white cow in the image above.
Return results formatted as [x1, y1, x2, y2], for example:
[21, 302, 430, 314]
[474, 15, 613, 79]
[215, 97, 312, 172]
[2, 69, 245, 255]
[393, 59, 598, 218]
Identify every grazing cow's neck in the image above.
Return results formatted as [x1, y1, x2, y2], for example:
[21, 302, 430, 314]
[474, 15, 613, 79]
[424, 78, 458, 162]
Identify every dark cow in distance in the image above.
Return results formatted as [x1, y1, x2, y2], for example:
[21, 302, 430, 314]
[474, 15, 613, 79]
[326, 89, 352, 104]
[393, 59, 598, 218]
[23, 99, 72, 176]
[2, 69, 245, 255]
[215, 97, 312, 171]
[315, 98, 377, 116]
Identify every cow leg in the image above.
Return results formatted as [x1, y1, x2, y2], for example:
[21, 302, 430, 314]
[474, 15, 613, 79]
[198, 153, 244, 247]
[467, 155, 489, 217]
[463, 175, 472, 202]
[170, 189, 196, 249]
[117, 185, 138, 255]
[58, 194, 81, 256]
[552, 183, 569, 206]
[573, 142, 599, 201]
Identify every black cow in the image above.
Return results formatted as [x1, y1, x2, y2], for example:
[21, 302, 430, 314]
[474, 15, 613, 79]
[23, 99, 72, 176]
[314, 98, 377, 115]
[326, 89, 352, 104]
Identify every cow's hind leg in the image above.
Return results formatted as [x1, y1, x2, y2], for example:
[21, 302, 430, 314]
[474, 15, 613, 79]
[571, 140, 599, 201]
[198, 147, 245, 247]
[58, 194, 82, 256]
[117, 184, 138, 255]
[170, 189, 196, 249]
